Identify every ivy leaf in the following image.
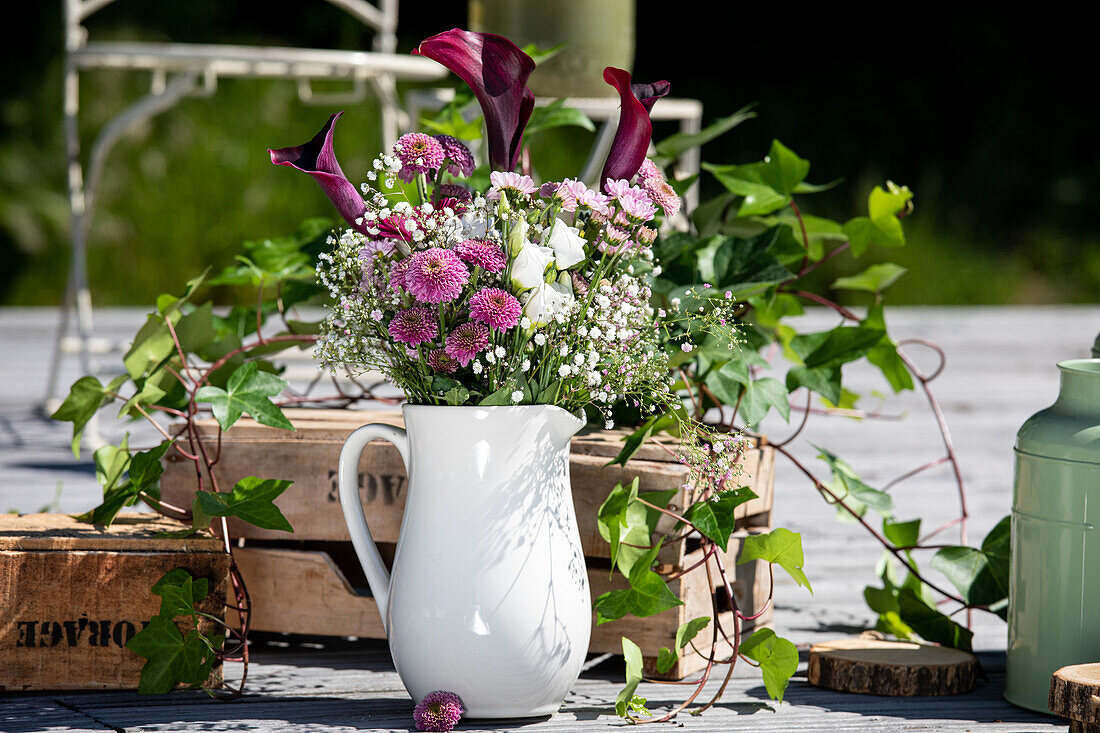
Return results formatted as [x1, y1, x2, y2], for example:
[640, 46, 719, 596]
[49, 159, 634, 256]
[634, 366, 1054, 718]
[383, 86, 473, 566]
[596, 478, 639, 571]
[150, 567, 208, 620]
[127, 618, 221, 694]
[883, 518, 921, 549]
[51, 375, 124, 457]
[703, 162, 790, 218]
[655, 646, 678, 674]
[195, 476, 294, 532]
[842, 184, 914, 257]
[760, 140, 810, 196]
[93, 434, 130, 495]
[740, 628, 799, 701]
[896, 587, 974, 652]
[930, 516, 1010, 612]
[815, 446, 893, 518]
[615, 638, 646, 718]
[195, 362, 292, 431]
[832, 263, 908, 294]
[683, 487, 757, 551]
[123, 312, 180, 380]
[694, 228, 795, 294]
[594, 539, 683, 623]
[786, 363, 842, 405]
[739, 528, 812, 593]
[739, 377, 790, 426]
[863, 304, 914, 393]
[75, 442, 171, 526]
[794, 326, 885, 369]
[676, 616, 711, 650]
[607, 412, 678, 466]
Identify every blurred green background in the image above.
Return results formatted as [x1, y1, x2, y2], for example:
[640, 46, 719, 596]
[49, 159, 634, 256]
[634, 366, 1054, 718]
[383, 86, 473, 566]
[2, 2, 1097, 306]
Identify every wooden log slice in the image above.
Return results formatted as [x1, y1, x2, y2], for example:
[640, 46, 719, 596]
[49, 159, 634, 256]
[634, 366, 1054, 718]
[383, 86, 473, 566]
[808, 638, 979, 696]
[1050, 663, 1100, 732]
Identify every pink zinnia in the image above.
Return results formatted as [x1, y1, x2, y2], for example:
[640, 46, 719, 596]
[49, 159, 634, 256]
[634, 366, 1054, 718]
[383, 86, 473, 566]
[414, 690, 464, 732]
[445, 321, 489, 366]
[375, 215, 414, 243]
[435, 135, 475, 177]
[637, 158, 663, 184]
[395, 133, 445, 182]
[487, 170, 537, 200]
[469, 287, 521, 330]
[406, 248, 469, 304]
[455, 238, 506, 273]
[427, 348, 459, 374]
[388, 307, 438, 347]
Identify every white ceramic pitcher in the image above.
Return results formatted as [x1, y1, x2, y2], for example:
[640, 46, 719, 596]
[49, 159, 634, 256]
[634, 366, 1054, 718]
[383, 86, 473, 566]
[338, 404, 591, 718]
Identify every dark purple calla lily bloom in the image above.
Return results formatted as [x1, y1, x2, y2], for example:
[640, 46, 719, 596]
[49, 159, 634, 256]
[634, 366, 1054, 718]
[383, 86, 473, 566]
[269, 111, 367, 234]
[413, 29, 535, 172]
[601, 68, 671, 188]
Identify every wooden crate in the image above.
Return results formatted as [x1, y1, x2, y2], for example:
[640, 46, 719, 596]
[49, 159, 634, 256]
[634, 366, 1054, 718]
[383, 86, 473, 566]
[0, 513, 229, 691]
[162, 408, 774, 568]
[160, 408, 775, 679]
[230, 529, 771, 680]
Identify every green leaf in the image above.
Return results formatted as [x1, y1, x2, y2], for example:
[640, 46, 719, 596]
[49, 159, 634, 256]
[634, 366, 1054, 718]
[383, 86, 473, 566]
[594, 539, 683, 623]
[123, 311, 182, 380]
[683, 487, 757, 552]
[740, 628, 799, 701]
[655, 646, 678, 674]
[833, 263, 909, 294]
[883, 518, 921, 549]
[93, 434, 130, 494]
[51, 375, 120, 456]
[655, 104, 756, 161]
[478, 386, 516, 406]
[761, 140, 810, 196]
[615, 638, 646, 718]
[195, 362, 292, 431]
[520, 41, 566, 66]
[195, 476, 294, 532]
[676, 616, 711, 650]
[76, 441, 171, 527]
[703, 162, 789, 218]
[842, 184, 914, 256]
[739, 377, 790, 426]
[695, 228, 796, 294]
[523, 99, 595, 136]
[795, 326, 885, 369]
[127, 617, 220, 694]
[815, 445, 893, 517]
[930, 516, 1010, 611]
[786, 363, 842, 405]
[596, 478, 639, 571]
[607, 412, 678, 467]
[896, 587, 974, 652]
[863, 304, 914, 393]
[739, 527, 812, 592]
[150, 567, 209, 620]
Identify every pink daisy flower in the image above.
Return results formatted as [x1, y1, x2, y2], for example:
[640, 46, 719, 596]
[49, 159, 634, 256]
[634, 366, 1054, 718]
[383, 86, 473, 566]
[445, 321, 489, 366]
[616, 186, 658, 222]
[360, 239, 397, 258]
[643, 177, 682, 217]
[406, 248, 469, 304]
[414, 690, 464, 732]
[375, 215, 414, 244]
[395, 133, 445, 182]
[469, 287, 522, 330]
[487, 170, 537, 200]
[388, 307, 438, 347]
[455, 238, 506, 273]
[540, 178, 586, 213]
[577, 187, 612, 217]
[427, 348, 459, 374]
[434, 135, 475, 177]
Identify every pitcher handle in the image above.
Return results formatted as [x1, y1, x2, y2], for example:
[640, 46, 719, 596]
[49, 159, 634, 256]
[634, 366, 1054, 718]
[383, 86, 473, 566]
[338, 422, 409, 632]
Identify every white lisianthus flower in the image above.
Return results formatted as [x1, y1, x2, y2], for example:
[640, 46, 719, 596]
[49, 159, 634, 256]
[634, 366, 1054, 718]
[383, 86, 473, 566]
[521, 280, 575, 327]
[510, 241, 555, 291]
[508, 217, 530, 256]
[547, 217, 586, 269]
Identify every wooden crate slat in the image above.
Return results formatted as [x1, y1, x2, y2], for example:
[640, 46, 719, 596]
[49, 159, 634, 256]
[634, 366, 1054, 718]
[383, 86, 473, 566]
[0, 513, 223, 552]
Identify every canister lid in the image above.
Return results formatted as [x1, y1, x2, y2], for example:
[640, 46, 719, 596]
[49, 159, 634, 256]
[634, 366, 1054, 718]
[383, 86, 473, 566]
[1015, 359, 1100, 465]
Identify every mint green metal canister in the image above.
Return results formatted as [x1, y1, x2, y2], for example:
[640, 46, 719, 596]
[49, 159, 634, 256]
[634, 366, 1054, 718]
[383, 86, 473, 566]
[1006, 359, 1100, 711]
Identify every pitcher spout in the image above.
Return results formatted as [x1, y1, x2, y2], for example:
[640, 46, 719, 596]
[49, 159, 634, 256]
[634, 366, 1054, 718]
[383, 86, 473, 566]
[547, 405, 586, 446]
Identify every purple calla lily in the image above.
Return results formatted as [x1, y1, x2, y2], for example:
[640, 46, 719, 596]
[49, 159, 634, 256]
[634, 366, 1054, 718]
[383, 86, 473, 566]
[413, 29, 535, 172]
[601, 68, 671, 187]
[269, 112, 367, 234]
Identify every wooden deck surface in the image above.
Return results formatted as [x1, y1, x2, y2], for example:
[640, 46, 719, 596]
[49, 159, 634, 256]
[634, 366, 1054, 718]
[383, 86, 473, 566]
[3, 305, 1097, 731]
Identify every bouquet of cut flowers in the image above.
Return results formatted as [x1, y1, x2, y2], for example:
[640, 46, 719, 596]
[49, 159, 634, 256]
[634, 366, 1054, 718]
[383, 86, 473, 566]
[271, 30, 735, 436]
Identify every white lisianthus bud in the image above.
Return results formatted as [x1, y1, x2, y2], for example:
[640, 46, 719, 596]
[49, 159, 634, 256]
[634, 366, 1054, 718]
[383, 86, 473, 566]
[510, 241, 555, 291]
[520, 279, 576, 327]
[547, 217, 586, 269]
[508, 216, 529, 256]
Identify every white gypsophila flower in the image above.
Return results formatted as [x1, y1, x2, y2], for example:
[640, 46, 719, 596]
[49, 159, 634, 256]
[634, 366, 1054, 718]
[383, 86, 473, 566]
[652, 265, 663, 276]
[589, 326, 602, 339]
[578, 326, 589, 337]
[520, 316, 532, 329]
[605, 419, 615, 429]
[494, 346, 506, 358]
[485, 351, 496, 364]
[671, 297, 681, 309]
[534, 333, 547, 346]
[421, 202, 434, 214]
[559, 343, 569, 357]
[472, 360, 483, 375]
[370, 309, 383, 321]
[681, 343, 692, 352]
[511, 390, 524, 403]
[573, 353, 585, 365]
[554, 313, 566, 325]
[521, 359, 531, 372]
[546, 217, 586, 269]
[559, 364, 572, 377]
[511, 241, 555, 291]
